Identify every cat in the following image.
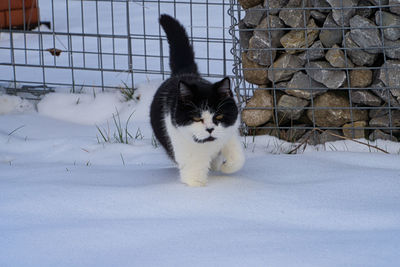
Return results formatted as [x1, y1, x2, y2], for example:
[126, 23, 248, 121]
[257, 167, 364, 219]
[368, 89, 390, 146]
[150, 14, 245, 186]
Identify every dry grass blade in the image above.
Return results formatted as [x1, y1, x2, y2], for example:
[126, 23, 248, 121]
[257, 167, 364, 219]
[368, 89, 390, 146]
[289, 128, 390, 154]
[288, 129, 313, 154]
[8, 125, 25, 136]
[313, 128, 389, 154]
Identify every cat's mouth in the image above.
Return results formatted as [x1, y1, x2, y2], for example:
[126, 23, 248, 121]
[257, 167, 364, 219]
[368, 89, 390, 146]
[193, 136, 216, 143]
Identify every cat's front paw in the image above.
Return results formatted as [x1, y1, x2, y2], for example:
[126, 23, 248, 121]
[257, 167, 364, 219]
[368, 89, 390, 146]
[180, 177, 207, 187]
[210, 153, 224, 171]
[220, 152, 245, 174]
[178, 162, 209, 187]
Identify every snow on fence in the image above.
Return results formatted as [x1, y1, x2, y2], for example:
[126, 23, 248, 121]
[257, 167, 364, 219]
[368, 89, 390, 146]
[229, 0, 400, 143]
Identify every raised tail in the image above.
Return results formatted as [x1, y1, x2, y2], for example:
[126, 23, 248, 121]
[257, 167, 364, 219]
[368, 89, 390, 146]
[159, 14, 198, 76]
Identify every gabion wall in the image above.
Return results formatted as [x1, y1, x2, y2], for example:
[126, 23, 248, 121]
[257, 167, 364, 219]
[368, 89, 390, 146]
[230, 0, 400, 144]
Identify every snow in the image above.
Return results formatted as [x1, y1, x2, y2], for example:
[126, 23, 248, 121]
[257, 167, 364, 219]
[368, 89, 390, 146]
[0, 94, 34, 115]
[1, 81, 400, 266]
[37, 92, 130, 125]
[1, 1, 400, 265]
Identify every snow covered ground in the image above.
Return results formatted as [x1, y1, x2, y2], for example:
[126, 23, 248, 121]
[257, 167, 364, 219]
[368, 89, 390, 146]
[1, 82, 400, 266]
[1, 0, 400, 266]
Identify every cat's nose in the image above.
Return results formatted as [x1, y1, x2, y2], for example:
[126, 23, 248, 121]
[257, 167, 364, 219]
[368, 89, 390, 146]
[206, 128, 214, 134]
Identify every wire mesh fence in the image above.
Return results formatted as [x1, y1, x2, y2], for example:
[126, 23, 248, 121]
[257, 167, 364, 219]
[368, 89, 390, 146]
[229, 0, 400, 143]
[1, 0, 400, 143]
[0, 0, 232, 99]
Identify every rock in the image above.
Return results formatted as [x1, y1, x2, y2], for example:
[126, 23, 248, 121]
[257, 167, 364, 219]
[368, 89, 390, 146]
[264, 0, 290, 15]
[370, 80, 400, 106]
[378, 60, 400, 89]
[247, 35, 276, 66]
[247, 15, 286, 66]
[349, 15, 382, 54]
[342, 121, 367, 139]
[280, 19, 319, 54]
[274, 81, 289, 89]
[310, 10, 327, 22]
[279, 0, 311, 28]
[268, 54, 303, 82]
[385, 39, 400, 60]
[356, 0, 376, 18]
[375, 11, 400, 41]
[319, 13, 343, 48]
[350, 69, 373, 88]
[369, 107, 389, 118]
[326, 0, 359, 26]
[369, 110, 400, 129]
[238, 20, 253, 50]
[298, 40, 326, 64]
[298, 130, 321, 145]
[325, 44, 355, 68]
[391, 88, 400, 102]
[368, 107, 400, 134]
[266, 125, 289, 139]
[350, 90, 382, 106]
[286, 71, 328, 99]
[246, 123, 287, 138]
[369, 129, 398, 141]
[242, 52, 269, 85]
[390, 0, 400, 15]
[319, 130, 344, 143]
[239, 0, 264, 9]
[368, 0, 388, 4]
[277, 94, 309, 121]
[296, 109, 312, 122]
[286, 126, 308, 142]
[307, 91, 369, 127]
[255, 15, 285, 48]
[311, 0, 331, 13]
[305, 61, 347, 89]
[369, 107, 400, 135]
[298, 129, 344, 145]
[343, 32, 377, 66]
[242, 90, 274, 126]
[243, 5, 266, 27]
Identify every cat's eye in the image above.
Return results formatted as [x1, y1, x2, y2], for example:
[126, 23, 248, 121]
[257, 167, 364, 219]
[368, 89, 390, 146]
[215, 114, 224, 120]
[193, 117, 203, 122]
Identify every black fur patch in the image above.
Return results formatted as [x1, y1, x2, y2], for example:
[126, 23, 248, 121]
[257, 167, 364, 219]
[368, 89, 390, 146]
[150, 15, 238, 161]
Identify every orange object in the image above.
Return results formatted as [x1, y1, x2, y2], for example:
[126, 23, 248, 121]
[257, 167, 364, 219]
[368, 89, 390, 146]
[0, 0, 36, 11]
[0, 0, 39, 29]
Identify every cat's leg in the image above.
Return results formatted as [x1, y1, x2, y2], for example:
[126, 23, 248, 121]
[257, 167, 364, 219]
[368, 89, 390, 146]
[210, 152, 224, 171]
[178, 158, 210, 187]
[220, 135, 245, 174]
[175, 149, 211, 187]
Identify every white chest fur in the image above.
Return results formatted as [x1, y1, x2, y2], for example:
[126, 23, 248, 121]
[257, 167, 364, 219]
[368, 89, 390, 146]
[164, 113, 245, 186]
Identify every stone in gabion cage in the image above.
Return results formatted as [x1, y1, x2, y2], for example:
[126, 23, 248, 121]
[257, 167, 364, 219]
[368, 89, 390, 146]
[232, 0, 400, 143]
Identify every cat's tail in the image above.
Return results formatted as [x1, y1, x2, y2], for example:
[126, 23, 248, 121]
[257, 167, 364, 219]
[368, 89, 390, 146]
[159, 14, 199, 76]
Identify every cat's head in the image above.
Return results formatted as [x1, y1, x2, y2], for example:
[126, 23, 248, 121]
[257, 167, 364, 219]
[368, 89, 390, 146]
[173, 77, 238, 143]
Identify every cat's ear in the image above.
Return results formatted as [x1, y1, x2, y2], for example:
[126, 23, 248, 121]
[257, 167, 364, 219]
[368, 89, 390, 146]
[215, 77, 233, 98]
[178, 81, 193, 101]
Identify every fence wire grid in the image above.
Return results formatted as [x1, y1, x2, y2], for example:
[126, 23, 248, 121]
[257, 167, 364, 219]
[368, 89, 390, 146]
[229, 0, 400, 143]
[0, 0, 232, 97]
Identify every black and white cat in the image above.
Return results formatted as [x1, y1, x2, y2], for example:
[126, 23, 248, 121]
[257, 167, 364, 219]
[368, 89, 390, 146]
[150, 14, 245, 186]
